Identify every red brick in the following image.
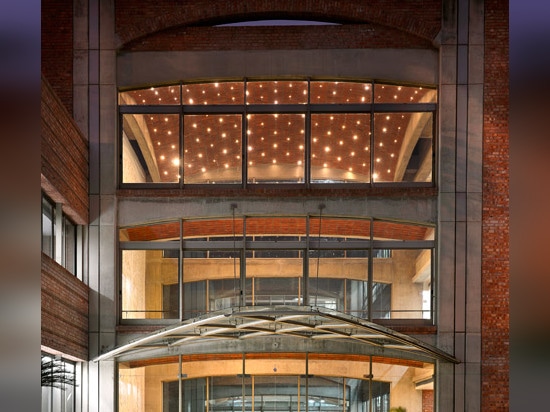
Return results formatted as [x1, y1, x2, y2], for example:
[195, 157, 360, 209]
[482, 0, 509, 410]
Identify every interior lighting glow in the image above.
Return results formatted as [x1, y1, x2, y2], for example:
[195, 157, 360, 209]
[172, 158, 180, 166]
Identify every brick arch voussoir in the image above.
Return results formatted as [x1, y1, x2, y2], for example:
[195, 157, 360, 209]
[116, 0, 440, 50]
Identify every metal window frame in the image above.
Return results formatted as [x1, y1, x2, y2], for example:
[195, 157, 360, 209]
[118, 79, 437, 190]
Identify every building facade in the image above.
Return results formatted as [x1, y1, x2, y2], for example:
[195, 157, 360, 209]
[41, 0, 509, 411]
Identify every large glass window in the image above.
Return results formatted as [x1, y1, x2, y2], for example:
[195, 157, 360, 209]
[120, 217, 434, 323]
[119, 79, 436, 187]
[119, 355, 433, 412]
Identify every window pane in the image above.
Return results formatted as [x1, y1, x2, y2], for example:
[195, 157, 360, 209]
[119, 84, 181, 105]
[246, 80, 308, 104]
[373, 248, 432, 319]
[184, 81, 244, 105]
[63, 216, 76, 274]
[309, 216, 371, 239]
[121, 250, 179, 319]
[374, 83, 437, 103]
[246, 216, 306, 237]
[247, 113, 305, 183]
[42, 196, 54, 257]
[310, 81, 372, 103]
[120, 221, 180, 241]
[308, 275, 345, 311]
[183, 114, 242, 184]
[311, 113, 371, 183]
[372, 220, 433, 241]
[119, 360, 178, 412]
[209, 276, 243, 312]
[122, 114, 180, 183]
[373, 112, 433, 183]
[183, 218, 244, 239]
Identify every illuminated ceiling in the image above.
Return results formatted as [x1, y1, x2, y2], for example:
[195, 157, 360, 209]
[120, 80, 436, 184]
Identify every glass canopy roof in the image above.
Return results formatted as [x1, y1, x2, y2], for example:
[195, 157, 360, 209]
[95, 305, 457, 364]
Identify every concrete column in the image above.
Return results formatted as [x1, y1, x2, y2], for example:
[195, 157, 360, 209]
[75, 0, 118, 410]
[437, 0, 483, 410]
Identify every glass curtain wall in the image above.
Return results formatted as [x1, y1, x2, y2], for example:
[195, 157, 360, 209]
[119, 355, 432, 412]
[119, 80, 436, 187]
[120, 217, 434, 322]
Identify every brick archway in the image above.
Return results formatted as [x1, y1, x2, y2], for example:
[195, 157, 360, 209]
[115, 0, 442, 49]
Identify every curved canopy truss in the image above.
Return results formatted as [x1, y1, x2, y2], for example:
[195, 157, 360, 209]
[95, 306, 458, 364]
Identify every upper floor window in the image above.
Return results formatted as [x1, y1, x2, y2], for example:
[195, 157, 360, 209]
[119, 79, 436, 188]
[119, 216, 435, 324]
[41, 193, 78, 275]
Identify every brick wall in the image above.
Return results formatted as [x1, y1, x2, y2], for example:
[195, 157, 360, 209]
[124, 23, 434, 52]
[482, 0, 509, 410]
[41, 254, 89, 361]
[123, 219, 429, 241]
[115, 0, 441, 49]
[41, 76, 89, 225]
[41, 0, 73, 114]
[422, 389, 434, 412]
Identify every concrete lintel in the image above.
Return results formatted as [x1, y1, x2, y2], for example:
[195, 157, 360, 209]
[117, 196, 436, 227]
[117, 49, 438, 88]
